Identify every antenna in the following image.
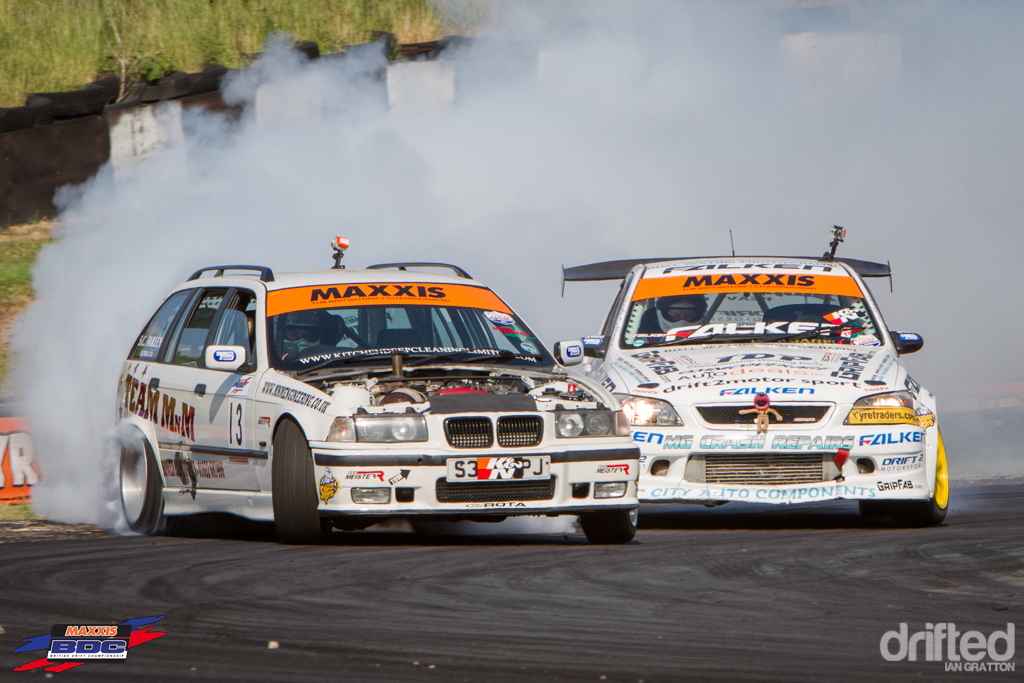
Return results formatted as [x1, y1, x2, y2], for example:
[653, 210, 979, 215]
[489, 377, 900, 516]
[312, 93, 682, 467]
[332, 236, 349, 269]
[729, 230, 736, 257]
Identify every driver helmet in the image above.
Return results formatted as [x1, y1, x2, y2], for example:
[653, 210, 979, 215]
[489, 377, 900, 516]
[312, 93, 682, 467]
[281, 312, 322, 355]
[656, 294, 707, 331]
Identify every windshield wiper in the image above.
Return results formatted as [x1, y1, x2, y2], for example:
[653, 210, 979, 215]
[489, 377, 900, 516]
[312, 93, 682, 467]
[294, 350, 395, 376]
[408, 350, 543, 366]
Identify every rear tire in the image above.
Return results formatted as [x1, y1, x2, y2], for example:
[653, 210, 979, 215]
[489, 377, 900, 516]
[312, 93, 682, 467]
[579, 508, 637, 544]
[272, 418, 331, 544]
[120, 435, 164, 535]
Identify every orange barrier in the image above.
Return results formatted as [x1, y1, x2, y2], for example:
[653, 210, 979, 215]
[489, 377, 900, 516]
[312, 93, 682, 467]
[0, 417, 38, 503]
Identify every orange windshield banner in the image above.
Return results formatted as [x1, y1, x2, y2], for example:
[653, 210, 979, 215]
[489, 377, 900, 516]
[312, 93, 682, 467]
[631, 271, 863, 301]
[267, 282, 513, 317]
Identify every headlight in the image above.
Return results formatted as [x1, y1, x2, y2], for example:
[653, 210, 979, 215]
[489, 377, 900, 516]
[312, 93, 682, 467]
[845, 391, 918, 425]
[327, 415, 428, 442]
[555, 410, 619, 438]
[616, 395, 683, 426]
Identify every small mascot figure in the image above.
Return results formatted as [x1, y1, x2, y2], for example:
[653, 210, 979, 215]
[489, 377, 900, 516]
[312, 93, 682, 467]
[738, 393, 782, 435]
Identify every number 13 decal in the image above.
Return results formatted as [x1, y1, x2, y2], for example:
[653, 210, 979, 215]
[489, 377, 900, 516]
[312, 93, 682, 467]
[229, 401, 243, 446]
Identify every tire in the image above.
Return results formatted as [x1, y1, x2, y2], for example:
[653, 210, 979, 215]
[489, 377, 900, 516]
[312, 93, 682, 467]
[272, 418, 331, 544]
[0, 96, 53, 133]
[187, 65, 228, 95]
[890, 428, 950, 528]
[141, 71, 192, 102]
[579, 508, 637, 544]
[120, 434, 165, 535]
[30, 84, 115, 118]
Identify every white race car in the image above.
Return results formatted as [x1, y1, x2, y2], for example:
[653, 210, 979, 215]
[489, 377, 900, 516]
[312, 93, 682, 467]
[116, 240, 639, 544]
[565, 230, 948, 527]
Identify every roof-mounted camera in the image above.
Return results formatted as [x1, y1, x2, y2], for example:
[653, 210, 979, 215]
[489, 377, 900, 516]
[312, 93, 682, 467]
[332, 236, 349, 269]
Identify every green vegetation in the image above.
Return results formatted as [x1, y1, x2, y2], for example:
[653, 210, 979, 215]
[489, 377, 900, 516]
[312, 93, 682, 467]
[0, 501, 35, 520]
[0, 0, 484, 107]
[0, 225, 50, 384]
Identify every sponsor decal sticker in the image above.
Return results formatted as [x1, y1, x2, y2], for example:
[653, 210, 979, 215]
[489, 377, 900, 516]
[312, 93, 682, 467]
[388, 469, 411, 486]
[597, 463, 630, 475]
[858, 431, 924, 446]
[319, 468, 339, 502]
[484, 310, 515, 325]
[261, 381, 330, 414]
[847, 407, 918, 425]
[632, 269, 864, 300]
[122, 373, 195, 441]
[346, 471, 384, 482]
[267, 283, 511, 317]
[916, 406, 936, 429]
[227, 376, 253, 397]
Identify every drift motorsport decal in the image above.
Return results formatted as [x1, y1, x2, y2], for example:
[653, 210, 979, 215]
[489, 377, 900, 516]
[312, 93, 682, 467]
[13, 616, 167, 673]
[122, 373, 196, 441]
[267, 282, 512, 317]
[879, 454, 925, 472]
[260, 381, 331, 414]
[632, 269, 863, 300]
[846, 407, 918, 425]
[319, 468, 339, 502]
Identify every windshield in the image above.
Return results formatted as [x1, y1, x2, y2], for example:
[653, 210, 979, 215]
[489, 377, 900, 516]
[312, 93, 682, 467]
[266, 281, 552, 372]
[620, 266, 884, 349]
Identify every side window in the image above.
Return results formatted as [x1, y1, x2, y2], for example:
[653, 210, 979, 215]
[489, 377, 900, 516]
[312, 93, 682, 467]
[212, 290, 258, 364]
[171, 289, 227, 367]
[601, 272, 634, 336]
[130, 290, 194, 361]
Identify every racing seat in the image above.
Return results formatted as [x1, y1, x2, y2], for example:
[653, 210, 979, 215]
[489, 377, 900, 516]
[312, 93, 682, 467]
[762, 304, 838, 324]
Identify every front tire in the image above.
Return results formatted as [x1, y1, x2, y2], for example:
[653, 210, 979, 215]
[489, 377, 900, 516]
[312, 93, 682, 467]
[890, 428, 950, 528]
[579, 508, 638, 544]
[272, 418, 331, 544]
[120, 435, 164, 535]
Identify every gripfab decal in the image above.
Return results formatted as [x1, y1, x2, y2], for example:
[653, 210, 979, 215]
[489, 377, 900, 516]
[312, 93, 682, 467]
[266, 283, 512, 317]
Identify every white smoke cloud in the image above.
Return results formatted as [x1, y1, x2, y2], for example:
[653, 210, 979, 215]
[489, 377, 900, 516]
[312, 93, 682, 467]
[7, 1, 1022, 526]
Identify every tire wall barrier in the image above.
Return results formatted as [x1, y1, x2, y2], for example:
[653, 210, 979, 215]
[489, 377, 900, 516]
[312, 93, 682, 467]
[0, 34, 472, 228]
[0, 417, 38, 503]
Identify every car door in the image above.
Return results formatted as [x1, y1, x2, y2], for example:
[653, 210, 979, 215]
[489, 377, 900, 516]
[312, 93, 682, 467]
[196, 288, 263, 491]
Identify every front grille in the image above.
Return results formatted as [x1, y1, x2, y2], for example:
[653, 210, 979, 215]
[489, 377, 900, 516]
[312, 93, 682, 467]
[496, 416, 543, 447]
[435, 476, 557, 503]
[444, 418, 493, 448]
[697, 404, 831, 425]
[704, 452, 824, 485]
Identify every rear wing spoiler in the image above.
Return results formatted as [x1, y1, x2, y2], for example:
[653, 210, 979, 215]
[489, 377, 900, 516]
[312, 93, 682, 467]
[561, 256, 892, 294]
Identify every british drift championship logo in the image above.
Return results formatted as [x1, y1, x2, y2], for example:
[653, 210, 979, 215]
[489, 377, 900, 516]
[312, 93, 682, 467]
[12, 615, 167, 673]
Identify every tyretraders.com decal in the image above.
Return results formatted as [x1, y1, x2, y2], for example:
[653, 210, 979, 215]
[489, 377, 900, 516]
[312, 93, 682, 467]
[631, 270, 863, 300]
[267, 282, 512, 317]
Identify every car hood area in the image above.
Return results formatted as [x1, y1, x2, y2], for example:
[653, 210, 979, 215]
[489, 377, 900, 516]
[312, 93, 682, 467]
[604, 343, 910, 407]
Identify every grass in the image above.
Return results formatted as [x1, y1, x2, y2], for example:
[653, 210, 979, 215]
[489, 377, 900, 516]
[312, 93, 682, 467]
[0, 0, 486, 107]
[0, 222, 51, 386]
[0, 500, 35, 520]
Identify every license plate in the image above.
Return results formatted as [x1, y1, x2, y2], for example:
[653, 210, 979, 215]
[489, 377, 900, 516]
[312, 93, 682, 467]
[446, 456, 551, 482]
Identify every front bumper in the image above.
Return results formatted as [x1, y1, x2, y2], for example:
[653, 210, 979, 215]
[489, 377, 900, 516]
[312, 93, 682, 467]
[634, 425, 930, 505]
[310, 447, 640, 515]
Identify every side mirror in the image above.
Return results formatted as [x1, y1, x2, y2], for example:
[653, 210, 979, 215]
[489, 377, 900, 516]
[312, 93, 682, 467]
[205, 345, 247, 371]
[553, 340, 585, 366]
[889, 331, 923, 355]
[581, 335, 606, 359]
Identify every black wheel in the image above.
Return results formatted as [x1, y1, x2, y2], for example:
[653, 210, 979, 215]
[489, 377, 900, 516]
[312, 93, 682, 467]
[272, 418, 331, 544]
[120, 434, 165, 535]
[579, 508, 637, 544]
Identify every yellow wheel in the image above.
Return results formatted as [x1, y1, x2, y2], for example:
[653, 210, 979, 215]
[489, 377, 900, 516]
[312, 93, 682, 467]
[891, 427, 949, 527]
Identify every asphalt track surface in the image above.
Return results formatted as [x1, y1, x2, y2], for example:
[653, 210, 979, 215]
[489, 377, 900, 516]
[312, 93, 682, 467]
[1, 481, 1021, 683]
